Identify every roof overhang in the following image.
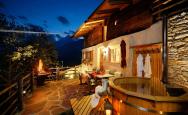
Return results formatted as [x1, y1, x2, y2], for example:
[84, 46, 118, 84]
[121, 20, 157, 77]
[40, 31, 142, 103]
[73, 20, 104, 38]
[73, 0, 131, 38]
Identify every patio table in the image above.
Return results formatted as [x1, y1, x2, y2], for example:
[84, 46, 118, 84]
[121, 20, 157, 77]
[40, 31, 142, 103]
[96, 74, 114, 79]
[95, 73, 114, 88]
[36, 73, 50, 86]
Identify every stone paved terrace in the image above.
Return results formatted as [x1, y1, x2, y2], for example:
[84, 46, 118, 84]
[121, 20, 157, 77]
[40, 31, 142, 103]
[21, 79, 90, 115]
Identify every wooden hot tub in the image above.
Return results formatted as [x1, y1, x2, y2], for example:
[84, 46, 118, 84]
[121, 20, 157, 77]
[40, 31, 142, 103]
[109, 77, 188, 115]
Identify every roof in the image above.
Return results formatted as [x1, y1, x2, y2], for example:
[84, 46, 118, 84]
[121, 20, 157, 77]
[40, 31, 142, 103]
[73, 0, 131, 38]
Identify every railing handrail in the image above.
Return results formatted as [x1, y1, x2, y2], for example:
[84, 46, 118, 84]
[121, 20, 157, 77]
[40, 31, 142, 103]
[0, 73, 31, 96]
[0, 73, 33, 115]
[0, 83, 17, 96]
[22, 73, 31, 81]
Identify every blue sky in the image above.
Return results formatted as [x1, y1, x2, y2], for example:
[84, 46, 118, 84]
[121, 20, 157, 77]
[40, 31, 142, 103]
[0, 0, 102, 37]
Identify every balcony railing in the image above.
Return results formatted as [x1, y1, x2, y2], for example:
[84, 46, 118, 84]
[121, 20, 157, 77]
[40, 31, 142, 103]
[0, 73, 33, 115]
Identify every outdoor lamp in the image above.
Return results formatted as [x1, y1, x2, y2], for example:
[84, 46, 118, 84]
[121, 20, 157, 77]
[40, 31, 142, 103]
[104, 98, 113, 115]
[103, 47, 108, 56]
[23, 90, 26, 94]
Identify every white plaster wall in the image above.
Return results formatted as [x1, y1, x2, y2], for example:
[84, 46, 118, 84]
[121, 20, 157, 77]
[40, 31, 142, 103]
[82, 21, 162, 76]
[129, 21, 162, 46]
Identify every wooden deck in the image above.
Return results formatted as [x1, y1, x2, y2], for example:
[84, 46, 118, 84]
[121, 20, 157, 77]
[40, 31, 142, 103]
[70, 95, 105, 115]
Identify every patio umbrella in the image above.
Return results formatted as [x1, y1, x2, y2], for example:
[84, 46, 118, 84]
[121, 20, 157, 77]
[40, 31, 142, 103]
[120, 40, 127, 68]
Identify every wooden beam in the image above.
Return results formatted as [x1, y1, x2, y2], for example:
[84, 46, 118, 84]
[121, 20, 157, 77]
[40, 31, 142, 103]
[78, 28, 93, 33]
[81, 25, 96, 29]
[96, 8, 119, 14]
[152, 0, 173, 10]
[152, 0, 188, 15]
[74, 30, 92, 38]
[73, 20, 104, 38]
[90, 16, 110, 21]
[153, 0, 160, 4]
[85, 22, 101, 27]
[109, 0, 131, 5]
[85, 20, 104, 25]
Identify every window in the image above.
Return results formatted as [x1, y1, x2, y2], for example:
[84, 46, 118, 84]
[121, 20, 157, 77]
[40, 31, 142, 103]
[110, 48, 120, 63]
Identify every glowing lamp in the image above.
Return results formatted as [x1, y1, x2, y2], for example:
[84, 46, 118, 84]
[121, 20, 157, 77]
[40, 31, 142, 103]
[114, 20, 118, 26]
[23, 90, 26, 94]
[103, 47, 108, 56]
[106, 110, 112, 115]
[104, 99, 113, 115]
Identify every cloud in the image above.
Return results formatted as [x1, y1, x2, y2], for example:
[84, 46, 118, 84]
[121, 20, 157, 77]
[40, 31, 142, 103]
[43, 20, 47, 23]
[43, 20, 48, 28]
[8, 15, 16, 21]
[27, 23, 44, 31]
[64, 30, 74, 35]
[56, 34, 63, 39]
[69, 30, 75, 34]
[18, 16, 28, 21]
[64, 32, 70, 35]
[57, 16, 70, 25]
[43, 23, 48, 28]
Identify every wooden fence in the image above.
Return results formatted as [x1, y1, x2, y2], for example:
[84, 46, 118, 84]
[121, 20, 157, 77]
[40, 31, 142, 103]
[0, 73, 33, 115]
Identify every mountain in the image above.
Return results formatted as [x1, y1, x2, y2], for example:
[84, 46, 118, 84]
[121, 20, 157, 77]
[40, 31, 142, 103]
[55, 35, 84, 67]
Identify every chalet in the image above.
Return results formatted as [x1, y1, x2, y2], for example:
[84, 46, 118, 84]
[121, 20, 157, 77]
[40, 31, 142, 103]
[73, 0, 188, 114]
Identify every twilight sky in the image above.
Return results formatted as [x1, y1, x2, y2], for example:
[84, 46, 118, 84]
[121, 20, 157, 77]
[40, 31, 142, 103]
[0, 0, 102, 39]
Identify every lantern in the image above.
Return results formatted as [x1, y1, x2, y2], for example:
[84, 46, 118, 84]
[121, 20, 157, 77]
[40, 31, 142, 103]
[104, 99, 113, 115]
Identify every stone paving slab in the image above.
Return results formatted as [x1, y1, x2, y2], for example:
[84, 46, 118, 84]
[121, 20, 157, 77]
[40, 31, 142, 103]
[21, 79, 90, 115]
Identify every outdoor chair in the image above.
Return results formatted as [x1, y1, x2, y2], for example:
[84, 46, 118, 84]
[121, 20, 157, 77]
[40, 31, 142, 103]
[46, 73, 56, 81]
[57, 70, 65, 80]
[88, 75, 96, 94]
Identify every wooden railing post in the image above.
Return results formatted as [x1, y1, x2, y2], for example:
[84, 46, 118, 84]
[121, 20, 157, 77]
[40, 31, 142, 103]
[74, 66, 76, 78]
[17, 78, 23, 111]
[30, 74, 34, 92]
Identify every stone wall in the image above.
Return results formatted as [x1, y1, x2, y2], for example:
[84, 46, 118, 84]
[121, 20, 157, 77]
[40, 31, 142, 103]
[168, 11, 188, 88]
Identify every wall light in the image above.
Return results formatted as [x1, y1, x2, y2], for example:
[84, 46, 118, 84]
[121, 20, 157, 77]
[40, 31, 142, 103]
[114, 20, 118, 26]
[103, 47, 108, 56]
[161, 47, 163, 52]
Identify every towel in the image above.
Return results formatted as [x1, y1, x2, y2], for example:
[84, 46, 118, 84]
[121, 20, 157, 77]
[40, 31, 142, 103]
[144, 54, 152, 78]
[90, 79, 109, 108]
[137, 54, 144, 77]
[90, 85, 102, 108]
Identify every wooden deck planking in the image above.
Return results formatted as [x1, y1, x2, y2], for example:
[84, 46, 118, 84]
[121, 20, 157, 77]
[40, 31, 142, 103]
[70, 98, 77, 108]
[83, 97, 93, 115]
[74, 96, 89, 114]
[71, 95, 105, 115]
[71, 96, 91, 115]
[78, 96, 91, 115]
[71, 96, 87, 114]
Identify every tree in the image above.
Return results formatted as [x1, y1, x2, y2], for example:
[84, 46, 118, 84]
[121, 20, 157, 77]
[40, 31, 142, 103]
[0, 13, 58, 84]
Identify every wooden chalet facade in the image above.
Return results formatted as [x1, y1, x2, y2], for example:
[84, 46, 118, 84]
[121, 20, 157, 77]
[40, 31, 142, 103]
[73, 0, 188, 84]
[73, 0, 188, 114]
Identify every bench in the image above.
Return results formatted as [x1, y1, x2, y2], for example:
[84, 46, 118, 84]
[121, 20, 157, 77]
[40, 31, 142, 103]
[70, 95, 105, 115]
